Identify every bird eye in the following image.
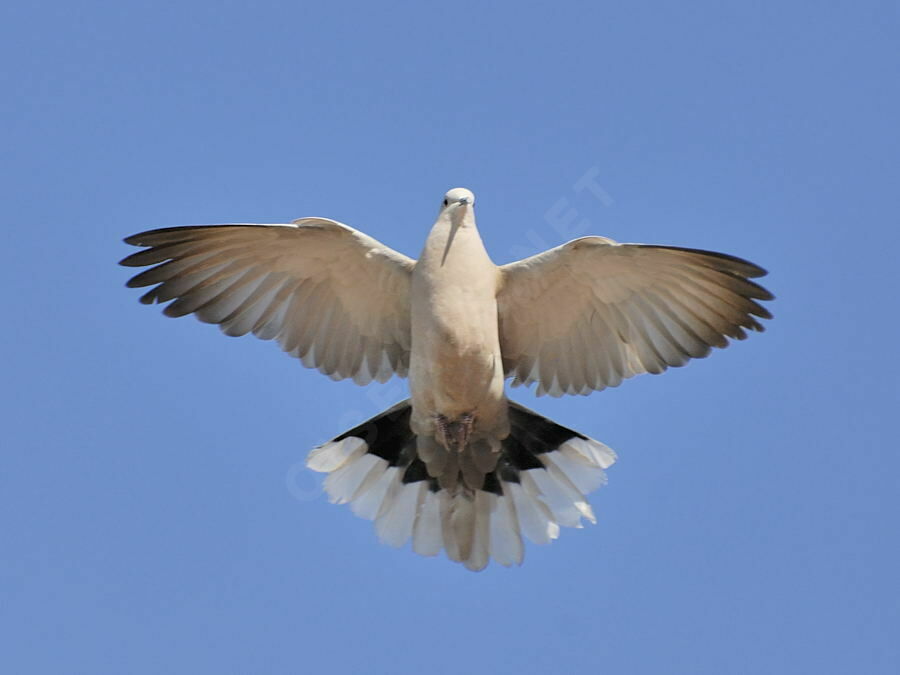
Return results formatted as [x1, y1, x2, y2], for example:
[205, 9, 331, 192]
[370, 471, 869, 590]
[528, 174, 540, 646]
[442, 199, 449, 207]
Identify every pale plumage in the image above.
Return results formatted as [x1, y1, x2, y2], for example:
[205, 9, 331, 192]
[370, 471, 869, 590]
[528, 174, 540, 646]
[498, 237, 772, 396]
[121, 187, 772, 571]
[121, 219, 413, 385]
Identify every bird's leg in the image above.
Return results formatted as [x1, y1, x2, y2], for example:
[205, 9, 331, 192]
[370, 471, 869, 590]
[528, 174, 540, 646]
[456, 412, 474, 450]
[435, 413, 475, 452]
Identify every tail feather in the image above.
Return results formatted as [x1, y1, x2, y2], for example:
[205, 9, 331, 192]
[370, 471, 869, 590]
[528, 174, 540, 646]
[489, 491, 524, 566]
[306, 399, 616, 571]
[374, 481, 421, 548]
[507, 480, 560, 545]
[412, 489, 442, 556]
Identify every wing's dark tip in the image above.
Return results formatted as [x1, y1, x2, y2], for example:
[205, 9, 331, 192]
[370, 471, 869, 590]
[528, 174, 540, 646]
[118, 252, 142, 266]
[138, 289, 158, 304]
[122, 231, 155, 246]
[124, 271, 150, 288]
[163, 303, 189, 318]
[752, 304, 774, 320]
[646, 244, 770, 279]
[743, 279, 775, 302]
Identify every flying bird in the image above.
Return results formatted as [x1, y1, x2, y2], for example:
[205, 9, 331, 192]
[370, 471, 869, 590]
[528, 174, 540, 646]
[120, 187, 772, 570]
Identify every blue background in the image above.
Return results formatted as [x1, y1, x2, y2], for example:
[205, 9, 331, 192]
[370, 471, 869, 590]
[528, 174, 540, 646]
[3, 1, 898, 673]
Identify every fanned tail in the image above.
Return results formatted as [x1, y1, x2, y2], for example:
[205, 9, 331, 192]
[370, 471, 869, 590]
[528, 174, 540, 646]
[306, 400, 616, 571]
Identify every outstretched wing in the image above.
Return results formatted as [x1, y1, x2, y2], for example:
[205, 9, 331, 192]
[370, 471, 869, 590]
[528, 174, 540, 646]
[121, 218, 415, 385]
[497, 237, 773, 396]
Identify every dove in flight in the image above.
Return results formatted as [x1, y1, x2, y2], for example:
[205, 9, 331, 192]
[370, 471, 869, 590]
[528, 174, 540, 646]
[120, 187, 772, 570]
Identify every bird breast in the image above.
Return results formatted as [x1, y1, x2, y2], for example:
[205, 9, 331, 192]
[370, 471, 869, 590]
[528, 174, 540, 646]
[409, 221, 505, 422]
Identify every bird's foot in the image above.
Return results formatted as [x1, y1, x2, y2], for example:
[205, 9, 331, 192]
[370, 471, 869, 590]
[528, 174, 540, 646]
[436, 413, 475, 452]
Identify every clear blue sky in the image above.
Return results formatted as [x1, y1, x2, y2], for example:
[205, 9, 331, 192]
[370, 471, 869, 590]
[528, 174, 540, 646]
[2, 1, 898, 673]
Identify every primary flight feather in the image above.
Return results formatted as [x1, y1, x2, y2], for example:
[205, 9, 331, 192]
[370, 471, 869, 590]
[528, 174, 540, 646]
[121, 187, 772, 570]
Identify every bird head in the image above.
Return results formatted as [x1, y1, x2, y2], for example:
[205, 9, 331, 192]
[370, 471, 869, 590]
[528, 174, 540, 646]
[441, 187, 475, 211]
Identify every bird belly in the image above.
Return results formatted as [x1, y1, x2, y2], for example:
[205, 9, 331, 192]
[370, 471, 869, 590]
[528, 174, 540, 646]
[409, 291, 507, 436]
